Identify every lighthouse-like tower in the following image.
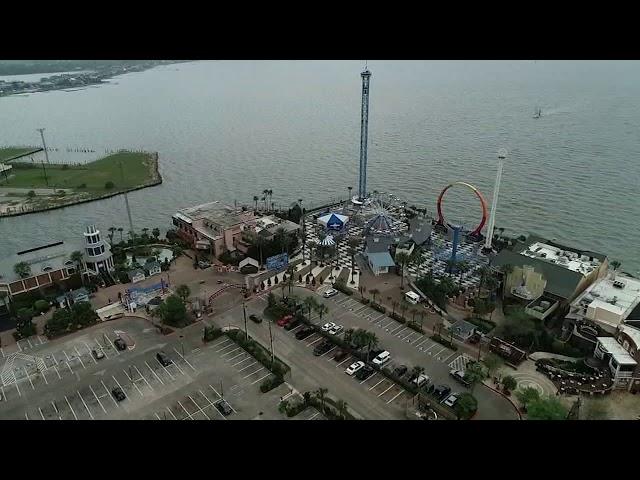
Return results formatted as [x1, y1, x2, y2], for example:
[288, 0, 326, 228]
[357, 67, 372, 202]
[82, 225, 115, 276]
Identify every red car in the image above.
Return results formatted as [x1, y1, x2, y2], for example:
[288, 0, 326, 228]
[277, 315, 294, 327]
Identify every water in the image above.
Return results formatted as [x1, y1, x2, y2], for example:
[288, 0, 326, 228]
[0, 60, 638, 274]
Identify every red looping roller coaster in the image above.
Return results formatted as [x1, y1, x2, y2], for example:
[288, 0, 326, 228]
[436, 181, 488, 237]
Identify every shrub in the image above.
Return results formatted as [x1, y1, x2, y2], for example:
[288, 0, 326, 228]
[27, 190, 36, 198]
[203, 326, 223, 342]
[360, 298, 370, 305]
[105, 181, 115, 189]
[371, 303, 386, 314]
[406, 321, 423, 333]
[502, 375, 518, 392]
[33, 299, 50, 314]
[390, 312, 406, 324]
[465, 316, 496, 334]
[260, 376, 284, 393]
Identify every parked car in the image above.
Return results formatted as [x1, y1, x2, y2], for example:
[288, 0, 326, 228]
[355, 364, 375, 381]
[432, 384, 452, 400]
[198, 260, 211, 269]
[321, 322, 336, 332]
[277, 315, 294, 327]
[112, 387, 126, 402]
[323, 288, 339, 298]
[284, 318, 301, 331]
[156, 351, 173, 367]
[450, 369, 471, 387]
[468, 332, 481, 344]
[411, 374, 431, 388]
[368, 348, 385, 361]
[393, 365, 408, 378]
[249, 314, 262, 324]
[372, 350, 391, 366]
[442, 393, 459, 407]
[92, 348, 105, 360]
[328, 324, 344, 335]
[345, 361, 365, 376]
[313, 340, 333, 356]
[295, 327, 315, 340]
[215, 400, 233, 416]
[333, 349, 349, 362]
[113, 338, 127, 351]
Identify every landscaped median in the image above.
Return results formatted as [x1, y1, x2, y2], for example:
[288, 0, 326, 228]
[203, 324, 291, 393]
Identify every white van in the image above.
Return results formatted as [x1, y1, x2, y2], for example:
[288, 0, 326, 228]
[405, 291, 420, 305]
[372, 350, 391, 366]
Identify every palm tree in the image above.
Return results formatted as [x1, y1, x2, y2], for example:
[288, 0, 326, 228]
[261, 196, 267, 211]
[117, 227, 124, 243]
[262, 189, 269, 210]
[457, 260, 470, 283]
[350, 328, 369, 351]
[268, 189, 273, 211]
[14, 261, 31, 279]
[304, 296, 317, 318]
[141, 227, 149, 239]
[253, 195, 259, 211]
[477, 265, 492, 296]
[369, 288, 380, 304]
[70, 250, 85, 285]
[307, 240, 317, 266]
[108, 227, 116, 244]
[395, 251, 410, 289]
[410, 309, 418, 324]
[365, 331, 379, 361]
[152, 228, 160, 241]
[315, 387, 328, 411]
[335, 399, 348, 420]
[315, 303, 329, 322]
[399, 301, 409, 321]
[418, 311, 425, 330]
[391, 300, 399, 317]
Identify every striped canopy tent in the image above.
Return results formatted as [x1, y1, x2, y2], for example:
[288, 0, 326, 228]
[320, 235, 336, 247]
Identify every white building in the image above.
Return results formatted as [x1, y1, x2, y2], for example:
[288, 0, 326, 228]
[82, 225, 115, 277]
[570, 273, 640, 335]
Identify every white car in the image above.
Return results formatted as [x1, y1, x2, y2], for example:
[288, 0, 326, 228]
[345, 361, 365, 376]
[442, 393, 459, 407]
[321, 322, 336, 332]
[323, 288, 339, 298]
[328, 325, 344, 335]
[411, 374, 431, 388]
[372, 350, 391, 366]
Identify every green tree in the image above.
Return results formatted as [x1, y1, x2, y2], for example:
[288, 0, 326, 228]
[117, 227, 124, 243]
[463, 361, 487, 392]
[71, 301, 99, 327]
[152, 228, 160, 240]
[315, 387, 328, 411]
[70, 250, 85, 285]
[176, 284, 190, 301]
[364, 331, 379, 360]
[304, 296, 317, 317]
[156, 295, 188, 327]
[454, 393, 478, 420]
[399, 301, 409, 320]
[14, 261, 31, 279]
[105, 181, 115, 189]
[108, 226, 116, 244]
[44, 308, 73, 337]
[315, 303, 329, 322]
[335, 399, 348, 419]
[526, 395, 568, 420]
[369, 288, 380, 304]
[350, 328, 369, 351]
[515, 386, 541, 411]
[395, 251, 410, 289]
[253, 195, 259, 211]
[482, 353, 504, 378]
[502, 375, 518, 392]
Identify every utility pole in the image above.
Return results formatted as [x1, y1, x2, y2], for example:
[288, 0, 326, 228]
[36, 128, 50, 164]
[118, 159, 134, 236]
[267, 319, 275, 366]
[242, 302, 248, 341]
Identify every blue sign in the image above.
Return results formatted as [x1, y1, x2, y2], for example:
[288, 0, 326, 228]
[266, 253, 289, 271]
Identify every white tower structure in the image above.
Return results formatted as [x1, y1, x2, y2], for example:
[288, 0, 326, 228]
[483, 148, 507, 253]
[82, 225, 115, 276]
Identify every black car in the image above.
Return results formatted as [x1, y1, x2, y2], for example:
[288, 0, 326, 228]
[368, 348, 385, 361]
[450, 369, 471, 387]
[215, 400, 233, 416]
[355, 365, 375, 381]
[113, 338, 127, 351]
[156, 351, 173, 367]
[249, 314, 262, 324]
[295, 327, 314, 340]
[284, 318, 301, 331]
[112, 387, 126, 402]
[393, 365, 408, 378]
[432, 384, 452, 400]
[313, 340, 333, 356]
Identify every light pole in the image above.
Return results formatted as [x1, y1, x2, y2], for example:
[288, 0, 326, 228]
[242, 302, 248, 341]
[36, 128, 50, 164]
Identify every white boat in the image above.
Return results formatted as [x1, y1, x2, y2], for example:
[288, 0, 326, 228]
[533, 107, 542, 119]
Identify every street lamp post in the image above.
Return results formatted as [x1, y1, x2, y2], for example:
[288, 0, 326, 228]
[242, 302, 248, 341]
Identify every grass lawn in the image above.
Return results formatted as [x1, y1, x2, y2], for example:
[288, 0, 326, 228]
[0, 151, 154, 191]
[0, 147, 41, 162]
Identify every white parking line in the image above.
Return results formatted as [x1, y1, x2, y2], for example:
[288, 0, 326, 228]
[166, 407, 178, 420]
[251, 372, 272, 385]
[352, 305, 368, 314]
[64, 395, 78, 420]
[170, 361, 186, 376]
[208, 384, 237, 414]
[133, 365, 154, 391]
[237, 361, 258, 372]
[51, 401, 62, 420]
[387, 390, 404, 404]
[369, 379, 386, 391]
[11, 369, 21, 397]
[111, 375, 127, 398]
[378, 384, 394, 397]
[176, 400, 192, 420]
[309, 411, 320, 420]
[155, 412, 162, 420]
[101, 381, 119, 407]
[156, 359, 175, 380]
[39, 407, 45, 420]
[361, 373, 377, 384]
[290, 324, 304, 332]
[443, 351, 460, 364]
[220, 347, 242, 358]
[77, 391, 94, 419]
[213, 338, 232, 348]
[26, 337, 33, 349]
[382, 320, 396, 329]
[16, 341, 22, 352]
[423, 343, 441, 353]
[145, 361, 165, 385]
[23, 366, 35, 390]
[188, 395, 211, 420]
[320, 346, 336, 357]
[231, 356, 252, 367]
[172, 348, 197, 372]
[242, 367, 265, 379]
[432, 346, 448, 358]
[89, 385, 107, 414]
[390, 325, 405, 335]
[217, 344, 238, 354]
[307, 337, 322, 347]
[123, 370, 144, 397]
[53, 364, 62, 379]
[411, 335, 425, 345]
[73, 346, 87, 369]
[336, 357, 353, 367]
[370, 313, 386, 323]
[25, 412, 29, 420]
[0, 347, 4, 358]
[225, 351, 246, 363]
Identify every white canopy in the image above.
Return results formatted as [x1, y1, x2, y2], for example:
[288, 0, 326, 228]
[320, 235, 336, 247]
[318, 212, 349, 230]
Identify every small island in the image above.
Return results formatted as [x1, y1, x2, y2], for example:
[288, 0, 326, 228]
[0, 148, 162, 216]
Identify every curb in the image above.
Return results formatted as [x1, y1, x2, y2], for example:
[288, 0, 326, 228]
[481, 382, 523, 420]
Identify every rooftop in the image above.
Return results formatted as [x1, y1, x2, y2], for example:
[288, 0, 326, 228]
[520, 241, 602, 277]
[0, 241, 81, 284]
[618, 324, 640, 349]
[176, 201, 253, 229]
[367, 251, 396, 269]
[571, 274, 640, 324]
[597, 337, 638, 366]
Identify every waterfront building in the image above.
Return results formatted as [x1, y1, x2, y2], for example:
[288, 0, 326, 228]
[594, 325, 640, 392]
[492, 234, 608, 316]
[172, 201, 256, 257]
[82, 225, 115, 277]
